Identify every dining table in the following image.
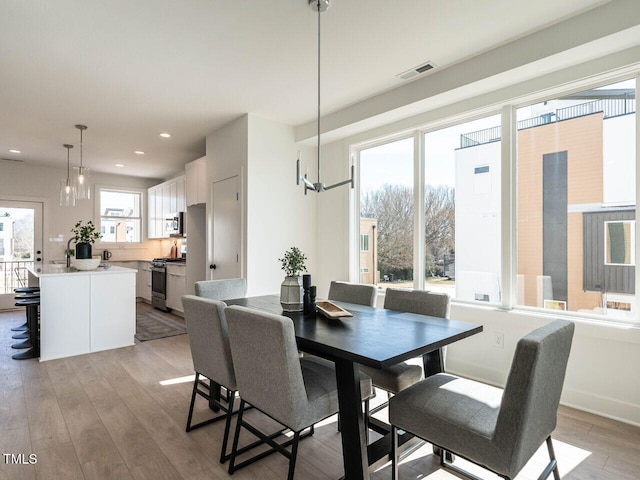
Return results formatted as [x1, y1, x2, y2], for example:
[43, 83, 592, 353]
[224, 294, 483, 480]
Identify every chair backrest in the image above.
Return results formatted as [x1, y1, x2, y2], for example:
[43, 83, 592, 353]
[328, 281, 377, 307]
[225, 305, 309, 429]
[494, 319, 574, 477]
[195, 278, 247, 300]
[383, 288, 450, 318]
[182, 295, 237, 390]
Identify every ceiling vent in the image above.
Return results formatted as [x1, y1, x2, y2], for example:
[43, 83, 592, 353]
[397, 61, 436, 80]
[1, 157, 23, 163]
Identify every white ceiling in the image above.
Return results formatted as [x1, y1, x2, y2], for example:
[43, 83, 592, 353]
[0, 0, 612, 179]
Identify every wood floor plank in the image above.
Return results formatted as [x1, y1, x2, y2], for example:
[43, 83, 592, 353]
[0, 426, 36, 480]
[33, 441, 85, 480]
[81, 452, 134, 480]
[24, 384, 72, 452]
[56, 390, 119, 465]
[91, 393, 167, 470]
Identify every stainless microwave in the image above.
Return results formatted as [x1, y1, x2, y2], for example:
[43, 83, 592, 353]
[165, 212, 185, 237]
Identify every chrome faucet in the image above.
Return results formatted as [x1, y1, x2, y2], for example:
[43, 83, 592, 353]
[66, 237, 74, 268]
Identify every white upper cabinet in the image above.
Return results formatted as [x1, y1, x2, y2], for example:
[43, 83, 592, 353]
[147, 174, 186, 239]
[186, 157, 207, 206]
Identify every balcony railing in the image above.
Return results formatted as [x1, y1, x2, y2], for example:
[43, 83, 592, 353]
[0, 260, 34, 294]
[459, 97, 636, 148]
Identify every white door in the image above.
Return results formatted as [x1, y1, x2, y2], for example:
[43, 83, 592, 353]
[0, 200, 44, 310]
[210, 176, 241, 280]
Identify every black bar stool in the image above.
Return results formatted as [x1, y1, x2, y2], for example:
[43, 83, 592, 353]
[11, 292, 40, 340]
[11, 287, 40, 332]
[12, 297, 40, 360]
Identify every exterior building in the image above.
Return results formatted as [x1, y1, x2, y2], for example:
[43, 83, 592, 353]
[456, 90, 636, 319]
[359, 217, 378, 284]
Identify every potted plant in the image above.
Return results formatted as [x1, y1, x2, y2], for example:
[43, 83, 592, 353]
[71, 220, 102, 259]
[278, 246, 307, 312]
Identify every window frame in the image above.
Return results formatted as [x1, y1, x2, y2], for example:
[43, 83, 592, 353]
[350, 71, 639, 325]
[94, 185, 145, 245]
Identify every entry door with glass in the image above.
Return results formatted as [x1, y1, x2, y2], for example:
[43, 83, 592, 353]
[0, 200, 43, 310]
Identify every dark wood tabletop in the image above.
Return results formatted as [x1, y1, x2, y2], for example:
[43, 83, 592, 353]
[224, 294, 482, 368]
[224, 294, 483, 480]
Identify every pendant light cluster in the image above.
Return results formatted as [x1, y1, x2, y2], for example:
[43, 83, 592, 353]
[296, 0, 354, 194]
[59, 124, 91, 206]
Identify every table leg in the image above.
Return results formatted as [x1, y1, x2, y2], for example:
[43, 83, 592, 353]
[334, 359, 369, 480]
[422, 348, 444, 377]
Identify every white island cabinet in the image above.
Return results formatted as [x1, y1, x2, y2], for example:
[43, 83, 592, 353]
[27, 264, 137, 361]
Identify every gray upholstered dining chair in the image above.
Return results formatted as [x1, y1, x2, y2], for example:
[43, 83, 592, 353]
[389, 319, 575, 480]
[360, 288, 450, 408]
[328, 280, 377, 307]
[182, 295, 239, 463]
[195, 278, 247, 300]
[225, 305, 374, 480]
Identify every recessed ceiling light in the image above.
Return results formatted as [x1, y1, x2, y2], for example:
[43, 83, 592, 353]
[160, 132, 171, 138]
[9, 149, 21, 154]
[115, 163, 125, 168]
[134, 150, 145, 155]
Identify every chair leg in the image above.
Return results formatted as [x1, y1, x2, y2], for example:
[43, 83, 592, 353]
[541, 436, 560, 480]
[363, 399, 370, 445]
[185, 373, 200, 432]
[228, 399, 247, 474]
[391, 425, 399, 480]
[220, 393, 236, 463]
[287, 431, 301, 480]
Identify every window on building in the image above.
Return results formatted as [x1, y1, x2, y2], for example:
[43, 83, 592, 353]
[97, 187, 143, 243]
[0, 223, 4, 231]
[360, 234, 369, 252]
[358, 137, 413, 288]
[0, 238, 4, 256]
[424, 114, 501, 303]
[516, 79, 636, 320]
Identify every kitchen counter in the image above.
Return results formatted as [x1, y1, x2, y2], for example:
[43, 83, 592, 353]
[27, 265, 137, 361]
[30, 264, 137, 277]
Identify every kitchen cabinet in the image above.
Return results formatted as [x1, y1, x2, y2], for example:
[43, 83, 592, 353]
[186, 157, 207, 206]
[137, 261, 152, 301]
[166, 264, 186, 313]
[147, 175, 186, 239]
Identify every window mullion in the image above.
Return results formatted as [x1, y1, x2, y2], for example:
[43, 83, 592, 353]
[501, 106, 516, 310]
[414, 131, 425, 291]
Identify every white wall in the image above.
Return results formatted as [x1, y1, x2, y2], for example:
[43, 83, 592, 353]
[206, 114, 317, 296]
[0, 161, 161, 262]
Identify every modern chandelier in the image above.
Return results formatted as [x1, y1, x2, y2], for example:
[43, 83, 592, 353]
[74, 124, 91, 200]
[60, 144, 76, 207]
[296, 0, 354, 194]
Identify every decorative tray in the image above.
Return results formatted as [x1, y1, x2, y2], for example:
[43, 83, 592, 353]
[316, 301, 353, 319]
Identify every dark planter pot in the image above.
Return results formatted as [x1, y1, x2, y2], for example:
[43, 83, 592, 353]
[75, 242, 92, 259]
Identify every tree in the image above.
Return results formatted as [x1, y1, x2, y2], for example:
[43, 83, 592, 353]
[361, 184, 455, 280]
[361, 184, 413, 280]
[424, 185, 455, 276]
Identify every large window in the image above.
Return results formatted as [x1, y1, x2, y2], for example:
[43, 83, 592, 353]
[97, 187, 143, 243]
[358, 137, 413, 287]
[353, 76, 637, 323]
[516, 79, 636, 320]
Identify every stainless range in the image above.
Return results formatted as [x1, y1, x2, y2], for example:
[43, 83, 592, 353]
[151, 258, 169, 311]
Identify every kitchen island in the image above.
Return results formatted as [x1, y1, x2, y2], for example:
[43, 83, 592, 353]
[28, 264, 137, 361]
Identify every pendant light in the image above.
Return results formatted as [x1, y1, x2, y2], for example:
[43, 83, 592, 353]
[296, 0, 354, 194]
[74, 124, 91, 200]
[60, 144, 76, 207]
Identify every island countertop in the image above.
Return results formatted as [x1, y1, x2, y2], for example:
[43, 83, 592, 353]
[28, 264, 137, 278]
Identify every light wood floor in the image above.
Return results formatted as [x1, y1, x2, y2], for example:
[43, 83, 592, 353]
[1, 305, 639, 480]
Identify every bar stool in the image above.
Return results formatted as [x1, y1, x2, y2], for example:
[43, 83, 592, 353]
[11, 287, 40, 332]
[11, 289, 40, 340]
[12, 297, 40, 360]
